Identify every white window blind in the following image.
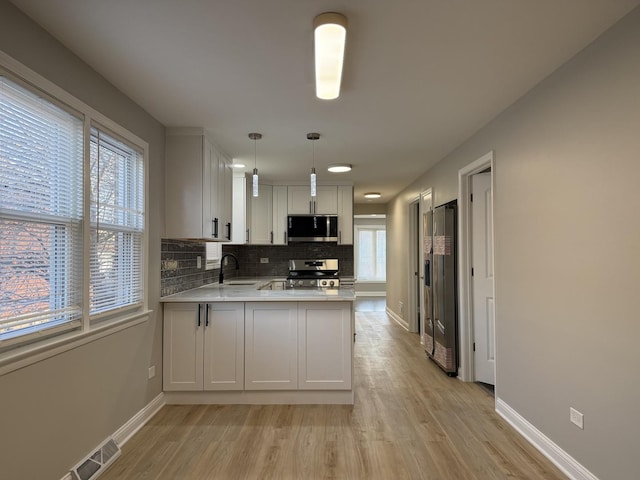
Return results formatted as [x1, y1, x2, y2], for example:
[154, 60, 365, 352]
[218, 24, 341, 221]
[90, 127, 144, 318]
[0, 76, 84, 346]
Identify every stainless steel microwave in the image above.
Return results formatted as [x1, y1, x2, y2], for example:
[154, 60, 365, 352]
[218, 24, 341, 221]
[287, 215, 338, 242]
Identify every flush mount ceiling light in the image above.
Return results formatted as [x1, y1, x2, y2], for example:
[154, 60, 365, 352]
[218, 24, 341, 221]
[327, 163, 352, 173]
[364, 192, 382, 199]
[307, 132, 320, 197]
[248, 132, 262, 197]
[314, 12, 348, 100]
[232, 163, 246, 169]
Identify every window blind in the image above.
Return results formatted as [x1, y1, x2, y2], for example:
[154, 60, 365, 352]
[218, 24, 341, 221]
[89, 127, 144, 317]
[0, 76, 84, 345]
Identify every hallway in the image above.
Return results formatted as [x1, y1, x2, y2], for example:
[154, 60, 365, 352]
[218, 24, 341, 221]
[100, 311, 566, 479]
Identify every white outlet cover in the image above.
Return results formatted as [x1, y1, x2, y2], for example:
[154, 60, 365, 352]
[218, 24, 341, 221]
[570, 407, 584, 429]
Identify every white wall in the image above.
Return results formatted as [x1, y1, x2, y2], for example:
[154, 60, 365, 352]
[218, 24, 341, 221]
[386, 7, 640, 480]
[0, 2, 165, 478]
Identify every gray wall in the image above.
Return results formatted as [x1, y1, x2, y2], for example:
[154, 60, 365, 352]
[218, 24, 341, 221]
[386, 7, 640, 480]
[0, 2, 165, 479]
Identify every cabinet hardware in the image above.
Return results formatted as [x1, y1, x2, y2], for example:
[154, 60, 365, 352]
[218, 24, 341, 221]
[212, 218, 219, 238]
[197, 304, 202, 327]
[205, 304, 210, 327]
[226, 222, 231, 240]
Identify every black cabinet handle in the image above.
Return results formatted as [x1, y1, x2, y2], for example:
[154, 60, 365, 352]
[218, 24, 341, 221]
[246, 229, 250, 243]
[226, 222, 231, 240]
[270, 231, 273, 244]
[212, 218, 219, 238]
[197, 304, 202, 327]
[205, 304, 210, 327]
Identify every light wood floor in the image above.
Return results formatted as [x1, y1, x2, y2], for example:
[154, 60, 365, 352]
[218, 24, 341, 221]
[101, 311, 566, 480]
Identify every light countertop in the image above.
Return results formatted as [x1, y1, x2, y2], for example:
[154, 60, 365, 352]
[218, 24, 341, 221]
[160, 277, 355, 303]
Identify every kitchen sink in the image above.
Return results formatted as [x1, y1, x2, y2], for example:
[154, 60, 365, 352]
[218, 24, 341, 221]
[257, 280, 290, 290]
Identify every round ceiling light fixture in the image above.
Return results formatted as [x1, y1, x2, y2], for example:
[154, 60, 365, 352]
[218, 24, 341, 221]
[364, 192, 382, 199]
[327, 163, 352, 173]
[232, 163, 246, 169]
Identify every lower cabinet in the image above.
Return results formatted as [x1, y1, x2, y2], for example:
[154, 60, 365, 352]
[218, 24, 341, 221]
[298, 302, 352, 390]
[163, 302, 244, 391]
[244, 302, 298, 390]
[163, 301, 352, 392]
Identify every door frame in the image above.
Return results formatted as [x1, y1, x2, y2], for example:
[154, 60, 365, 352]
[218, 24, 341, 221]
[457, 151, 496, 385]
[407, 197, 420, 333]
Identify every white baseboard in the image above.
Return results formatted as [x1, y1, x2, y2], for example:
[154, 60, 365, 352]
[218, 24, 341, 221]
[385, 307, 408, 330]
[60, 393, 166, 480]
[496, 398, 599, 480]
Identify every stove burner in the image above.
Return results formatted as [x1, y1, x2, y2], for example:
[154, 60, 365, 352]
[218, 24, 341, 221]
[287, 258, 340, 288]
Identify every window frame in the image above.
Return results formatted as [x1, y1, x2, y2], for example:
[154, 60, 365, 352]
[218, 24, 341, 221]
[0, 51, 150, 375]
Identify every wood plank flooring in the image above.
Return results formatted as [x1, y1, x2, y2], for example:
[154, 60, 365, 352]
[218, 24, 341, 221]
[100, 311, 566, 480]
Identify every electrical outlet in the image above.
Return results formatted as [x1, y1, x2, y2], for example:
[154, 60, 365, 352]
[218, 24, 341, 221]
[570, 407, 584, 429]
[196, 255, 202, 269]
[148, 365, 156, 379]
[260, 257, 269, 263]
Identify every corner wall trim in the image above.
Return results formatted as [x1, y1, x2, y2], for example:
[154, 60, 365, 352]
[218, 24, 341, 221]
[59, 393, 166, 480]
[496, 398, 599, 480]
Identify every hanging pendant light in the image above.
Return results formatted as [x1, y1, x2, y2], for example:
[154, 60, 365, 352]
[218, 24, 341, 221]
[248, 132, 262, 197]
[307, 133, 320, 197]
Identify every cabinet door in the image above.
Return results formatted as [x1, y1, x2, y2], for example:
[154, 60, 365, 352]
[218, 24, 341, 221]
[219, 152, 234, 240]
[203, 303, 245, 390]
[337, 185, 353, 244]
[203, 138, 219, 239]
[272, 185, 288, 244]
[231, 175, 247, 244]
[298, 302, 352, 390]
[165, 134, 205, 239]
[244, 302, 298, 390]
[163, 303, 204, 391]
[249, 185, 273, 244]
[287, 185, 338, 214]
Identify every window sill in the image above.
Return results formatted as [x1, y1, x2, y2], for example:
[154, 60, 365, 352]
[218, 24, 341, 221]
[0, 309, 152, 376]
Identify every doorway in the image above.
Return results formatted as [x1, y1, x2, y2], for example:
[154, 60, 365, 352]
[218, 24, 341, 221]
[407, 198, 420, 334]
[458, 151, 496, 388]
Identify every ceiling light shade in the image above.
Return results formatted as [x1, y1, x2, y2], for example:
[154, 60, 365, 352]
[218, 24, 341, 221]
[248, 132, 262, 197]
[327, 163, 352, 173]
[364, 192, 382, 199]
[232, 163, 246, 169]
[314, 12, 347, 100]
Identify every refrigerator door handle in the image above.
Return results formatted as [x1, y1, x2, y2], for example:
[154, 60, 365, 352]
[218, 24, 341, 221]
[424, 260, 431, 287]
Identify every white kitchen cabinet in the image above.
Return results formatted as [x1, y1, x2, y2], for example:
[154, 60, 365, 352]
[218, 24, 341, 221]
[165, 128, 232, 240]
[163, 302, 244, 391]
[231, 174, 247, 244]
[272, 185, 288, 245]
[244, 302, 298, 390]
[337, 185, 353, 245]
[287, 185, 338, 214]
[297, 302, 352, 390]
[249, 184, 273, 244]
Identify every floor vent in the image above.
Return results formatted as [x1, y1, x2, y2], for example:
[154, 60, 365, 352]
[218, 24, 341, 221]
[70, 437, 121, 480]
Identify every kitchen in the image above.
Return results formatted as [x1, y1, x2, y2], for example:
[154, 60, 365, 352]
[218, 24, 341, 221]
[1, 2, 640, 480]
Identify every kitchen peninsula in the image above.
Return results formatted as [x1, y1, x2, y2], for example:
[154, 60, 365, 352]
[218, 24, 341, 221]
[160, 280, 355, 405]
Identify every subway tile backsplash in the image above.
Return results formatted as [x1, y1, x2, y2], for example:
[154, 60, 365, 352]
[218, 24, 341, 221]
[161, 239, 354, 297]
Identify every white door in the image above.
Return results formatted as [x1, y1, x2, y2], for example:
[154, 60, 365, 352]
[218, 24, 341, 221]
[244, 302, 298, 390]
[203, 302, 245, 391]
[471, 172, 495, 385]
[298, 302, 352, 390]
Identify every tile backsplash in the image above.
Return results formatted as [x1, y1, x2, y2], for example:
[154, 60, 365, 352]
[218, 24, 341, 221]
[161, 239, 354, 297]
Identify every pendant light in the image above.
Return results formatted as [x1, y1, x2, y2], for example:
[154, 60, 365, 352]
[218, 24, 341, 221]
[248, 132, 262, 197]
[307, 132, 320, 197]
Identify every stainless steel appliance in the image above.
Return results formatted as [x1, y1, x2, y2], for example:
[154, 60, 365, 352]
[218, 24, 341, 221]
[423, 200, 458, 376]
[287, 215, 338, 242]
[286, 258, 340, 288]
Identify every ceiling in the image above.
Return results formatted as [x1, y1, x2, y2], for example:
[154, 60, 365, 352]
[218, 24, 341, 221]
[10, 0, 639, 203]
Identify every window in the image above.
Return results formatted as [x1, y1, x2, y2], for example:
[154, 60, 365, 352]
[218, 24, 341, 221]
[0, 71, 146, 354]
[356, 225, 386, 281]
[90, 128, 144, 318]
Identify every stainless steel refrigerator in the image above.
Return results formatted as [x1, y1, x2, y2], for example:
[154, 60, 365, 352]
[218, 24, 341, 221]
[423, 200, 458, 376]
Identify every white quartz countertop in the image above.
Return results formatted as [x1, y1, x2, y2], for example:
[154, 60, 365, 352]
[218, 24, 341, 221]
[160, 278, 355, 303]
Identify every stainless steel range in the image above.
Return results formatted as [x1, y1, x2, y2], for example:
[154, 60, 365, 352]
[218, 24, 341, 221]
[287, 259, 340, 288]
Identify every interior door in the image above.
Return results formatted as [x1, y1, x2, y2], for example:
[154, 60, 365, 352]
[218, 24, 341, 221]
[420, 191, 433, 354]
[472, 172, 495, 385]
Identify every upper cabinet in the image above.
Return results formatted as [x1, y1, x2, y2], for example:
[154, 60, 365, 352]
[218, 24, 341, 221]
[337, 185, 353, 245]
[165, 128, 233, 240]
[288, 185, 338, 214]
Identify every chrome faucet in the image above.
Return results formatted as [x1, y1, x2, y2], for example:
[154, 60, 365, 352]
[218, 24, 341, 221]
[219, 253, 240, 283]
